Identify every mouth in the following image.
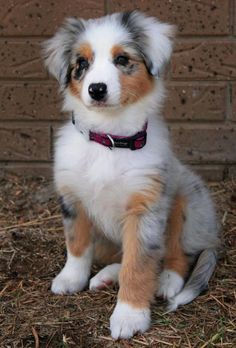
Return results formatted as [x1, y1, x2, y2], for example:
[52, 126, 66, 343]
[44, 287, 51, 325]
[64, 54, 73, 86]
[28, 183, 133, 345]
[89, 100, 119, 109]
[92, 100, 108, 107]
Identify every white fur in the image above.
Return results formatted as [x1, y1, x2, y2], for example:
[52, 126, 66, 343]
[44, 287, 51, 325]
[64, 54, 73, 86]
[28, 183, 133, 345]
[51, 246, 93, 294]
[89, 263, 121, 290]
[110, 301, 150, 339]
[158, 269, 184, 299]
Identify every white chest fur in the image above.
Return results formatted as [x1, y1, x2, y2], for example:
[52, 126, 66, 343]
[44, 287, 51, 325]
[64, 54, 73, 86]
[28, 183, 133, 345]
[54, 119, 170, 242]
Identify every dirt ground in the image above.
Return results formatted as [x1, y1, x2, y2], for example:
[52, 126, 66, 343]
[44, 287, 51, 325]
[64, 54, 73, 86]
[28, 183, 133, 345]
[0, 173, 235, 348]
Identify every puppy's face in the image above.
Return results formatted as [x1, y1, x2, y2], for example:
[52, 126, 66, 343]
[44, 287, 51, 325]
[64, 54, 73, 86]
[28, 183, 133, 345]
[43, 12, 175, 111]
[68, 41, 154, 109]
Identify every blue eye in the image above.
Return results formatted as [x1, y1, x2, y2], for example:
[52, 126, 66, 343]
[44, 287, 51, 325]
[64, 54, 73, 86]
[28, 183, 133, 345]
[114, 55, 129, 66]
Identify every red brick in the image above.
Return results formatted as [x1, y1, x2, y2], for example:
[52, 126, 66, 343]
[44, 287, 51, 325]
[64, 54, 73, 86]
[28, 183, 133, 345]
[108, 0, 230, 35]
[169, 126, 236, 163]
[0, 125, 51, 161]
[231, 83, 236, 121]
[171, 40, 236, 81]
[0, 0, 104, 36]
[0, 82, 65, 120]
[164, 82, 227, 121]
[0, 39, 46, 79]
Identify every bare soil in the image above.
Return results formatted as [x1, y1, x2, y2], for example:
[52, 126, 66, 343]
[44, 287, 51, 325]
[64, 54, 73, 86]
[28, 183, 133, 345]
[0, 173, 235, 347]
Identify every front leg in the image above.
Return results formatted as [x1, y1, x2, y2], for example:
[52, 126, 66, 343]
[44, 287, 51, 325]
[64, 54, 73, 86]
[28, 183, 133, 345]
[110, 178, 166, 339]
[51, 196, 93, 294]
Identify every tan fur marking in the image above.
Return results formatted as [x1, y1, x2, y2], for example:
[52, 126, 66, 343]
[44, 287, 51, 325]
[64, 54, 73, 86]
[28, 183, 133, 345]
[69, 78, 82, 98]
[111, 44, 154, 105]
[118, 178, 162, 308]
[127, 190, 158, 216]
[126, 176, 163, 216]
[111, 44, 126, 58]
[66, 204, 91, 257]
[111, 45, 141, 62]
[164, 195, 188, 277]
[69, 42, 93, 98]
[120, 62, 154, 105]
[77, 42, 93, 61]
[119, 212, 158, 308]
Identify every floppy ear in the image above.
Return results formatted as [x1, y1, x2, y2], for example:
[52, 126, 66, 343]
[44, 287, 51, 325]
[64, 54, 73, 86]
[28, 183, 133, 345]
[42, 18, 85, 86]
[121, 11, 176, 77]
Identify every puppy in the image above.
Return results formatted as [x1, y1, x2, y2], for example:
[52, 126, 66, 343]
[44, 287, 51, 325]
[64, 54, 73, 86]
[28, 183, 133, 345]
[43, 11, 220, 339]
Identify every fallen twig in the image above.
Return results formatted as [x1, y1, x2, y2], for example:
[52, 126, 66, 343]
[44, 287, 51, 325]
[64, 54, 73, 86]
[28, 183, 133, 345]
[0, 214, 61, 233]
[32, 327, 39, 348]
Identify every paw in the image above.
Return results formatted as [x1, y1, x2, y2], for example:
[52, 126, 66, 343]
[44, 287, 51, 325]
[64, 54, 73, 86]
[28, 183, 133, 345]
[51, 248, 92, 295]
[158, 270, 184, 299]
[51, 270, 87, 295]
[89, 276, 114, 291]
[89, 264, 120, 291]
[110, 301, 150, 340]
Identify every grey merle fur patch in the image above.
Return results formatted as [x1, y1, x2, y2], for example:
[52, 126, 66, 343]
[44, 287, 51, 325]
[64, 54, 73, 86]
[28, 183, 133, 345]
[59, 196, 77, 219]
[43, 17, 86, 86]
[120, 11, 155, 76]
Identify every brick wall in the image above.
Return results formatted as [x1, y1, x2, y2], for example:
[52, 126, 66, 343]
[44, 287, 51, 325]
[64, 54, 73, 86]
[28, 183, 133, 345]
[0, 0, 235, 180]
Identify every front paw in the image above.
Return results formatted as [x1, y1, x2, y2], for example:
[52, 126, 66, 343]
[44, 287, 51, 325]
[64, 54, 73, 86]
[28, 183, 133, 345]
[51, 257, 89, 294]
[110, 301, 150, 339]
[51, 249, 92, 294]
[51, 272, 87, 295]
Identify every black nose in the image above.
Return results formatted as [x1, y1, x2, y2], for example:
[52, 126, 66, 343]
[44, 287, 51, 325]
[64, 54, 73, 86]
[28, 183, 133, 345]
[88, 83, 107, 101]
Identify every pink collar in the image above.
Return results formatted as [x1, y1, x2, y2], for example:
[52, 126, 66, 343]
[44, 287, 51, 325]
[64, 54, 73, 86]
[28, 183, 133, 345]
[72, 113, 147, 150]
[89, 122, 147, 150]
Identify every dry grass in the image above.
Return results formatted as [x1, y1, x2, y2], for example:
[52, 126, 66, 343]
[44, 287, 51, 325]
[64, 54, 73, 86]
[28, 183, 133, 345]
[0, 173, 235, 347]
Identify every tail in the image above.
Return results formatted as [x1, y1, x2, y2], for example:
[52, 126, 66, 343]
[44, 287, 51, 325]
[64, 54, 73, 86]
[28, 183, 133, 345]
[167, 249, 217, 312]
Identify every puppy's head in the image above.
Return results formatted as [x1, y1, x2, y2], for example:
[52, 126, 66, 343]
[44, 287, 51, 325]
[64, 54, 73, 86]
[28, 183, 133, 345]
[43, 11, 175, 110]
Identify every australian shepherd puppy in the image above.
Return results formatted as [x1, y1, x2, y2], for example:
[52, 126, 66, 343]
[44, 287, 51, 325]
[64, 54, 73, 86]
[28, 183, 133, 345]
[43, 11, 220, 339]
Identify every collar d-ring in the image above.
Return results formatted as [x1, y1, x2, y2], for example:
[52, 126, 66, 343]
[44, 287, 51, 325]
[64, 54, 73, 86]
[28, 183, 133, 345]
[106, 134, 115, 149]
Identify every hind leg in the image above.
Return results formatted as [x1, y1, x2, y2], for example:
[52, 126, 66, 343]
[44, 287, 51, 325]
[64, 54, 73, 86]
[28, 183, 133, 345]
[158, 194, 189, 299]
[89, 263, 121, 290]
[89, 234, 122, 290]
